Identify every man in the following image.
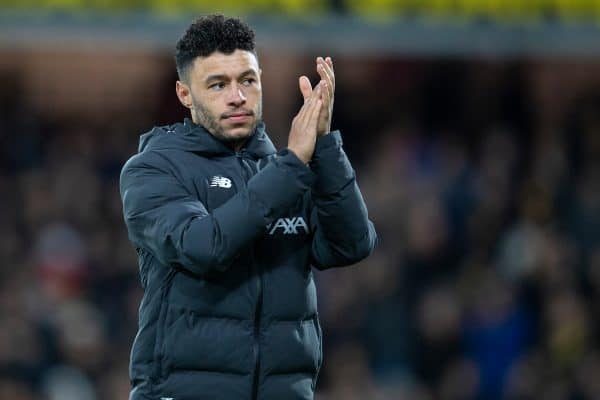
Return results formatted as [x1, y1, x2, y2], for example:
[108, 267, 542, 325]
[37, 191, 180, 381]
[120, 14, 376, 400]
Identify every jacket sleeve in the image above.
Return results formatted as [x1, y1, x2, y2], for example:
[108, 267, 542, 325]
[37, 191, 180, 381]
[120, 149, 315, 276]
[309, 131, 377, 269]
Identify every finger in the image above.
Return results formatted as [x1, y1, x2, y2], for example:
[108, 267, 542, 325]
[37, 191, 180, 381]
[299, 76, 313, 103]
[295, 99, 311, 126]
[319, 80, 330, 113]
[317, 64, 334, 102]
[298, 80, 320, 114]
[319, 57, 335, 93]
[308, 98, 324, 132]
[308, 82, 324, 114]
[297, 82, 322, 126]
[309, 78, 322, 100]
[308, 84, 324, 118]
[299, 83, 322, 127]
[316, 61, 334, 103]
[316, 61, 328, 87]
[318, 82, 330, 130]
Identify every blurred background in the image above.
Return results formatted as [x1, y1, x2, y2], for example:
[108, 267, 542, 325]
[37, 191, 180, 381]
[2, 1, 600, 399]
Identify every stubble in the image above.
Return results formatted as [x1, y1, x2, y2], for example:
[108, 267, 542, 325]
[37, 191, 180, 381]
[192, 96, 263, 148]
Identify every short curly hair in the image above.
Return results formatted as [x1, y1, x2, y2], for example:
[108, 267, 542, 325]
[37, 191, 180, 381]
[175, 14, 256, 81]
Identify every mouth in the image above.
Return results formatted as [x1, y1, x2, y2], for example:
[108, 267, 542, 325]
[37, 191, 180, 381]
[222, 111, 253, 123]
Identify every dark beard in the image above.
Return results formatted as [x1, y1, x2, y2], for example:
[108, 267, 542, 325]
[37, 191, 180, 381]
[192, 98, 262, 148]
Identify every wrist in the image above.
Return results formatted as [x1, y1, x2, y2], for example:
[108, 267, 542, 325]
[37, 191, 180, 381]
[317, 124, 331, 137]
[313, 130, 343, 158]
[287, 147, 310, 165]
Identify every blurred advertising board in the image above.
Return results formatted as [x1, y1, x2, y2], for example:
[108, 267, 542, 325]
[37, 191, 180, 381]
[2, 0, 600, 23]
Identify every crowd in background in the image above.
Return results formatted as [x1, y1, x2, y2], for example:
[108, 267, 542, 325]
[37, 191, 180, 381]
[0, 57, 599, 400]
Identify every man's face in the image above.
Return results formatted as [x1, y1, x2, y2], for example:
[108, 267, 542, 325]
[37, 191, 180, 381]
[179, 50, 262, 147]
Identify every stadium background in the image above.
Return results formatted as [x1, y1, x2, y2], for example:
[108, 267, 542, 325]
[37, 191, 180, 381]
[2, 1, 600, 399]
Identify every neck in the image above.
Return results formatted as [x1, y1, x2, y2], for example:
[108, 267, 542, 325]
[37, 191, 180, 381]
[231, 139, 247, 153]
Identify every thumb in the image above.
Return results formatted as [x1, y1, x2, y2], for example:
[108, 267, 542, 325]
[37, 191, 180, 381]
[298, 76, 313, 103]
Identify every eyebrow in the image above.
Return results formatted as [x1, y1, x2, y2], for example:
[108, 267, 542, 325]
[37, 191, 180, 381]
[205, 69, 257, 84]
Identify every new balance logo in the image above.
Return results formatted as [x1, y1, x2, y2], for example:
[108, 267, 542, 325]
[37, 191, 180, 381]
[268, 217, 309, 235]
[210, 176, 232, 189]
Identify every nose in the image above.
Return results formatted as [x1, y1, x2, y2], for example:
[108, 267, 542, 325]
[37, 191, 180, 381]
[227, 82, 246, 107]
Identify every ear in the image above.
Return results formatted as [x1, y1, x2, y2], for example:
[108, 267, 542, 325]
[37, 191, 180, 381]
[176, 80, 193, 109]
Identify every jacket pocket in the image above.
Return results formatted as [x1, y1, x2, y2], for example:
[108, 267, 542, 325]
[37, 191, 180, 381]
[152, 268, 177, 382]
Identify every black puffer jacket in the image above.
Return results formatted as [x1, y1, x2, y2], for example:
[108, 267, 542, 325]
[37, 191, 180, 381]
[120, 118, 376, 400]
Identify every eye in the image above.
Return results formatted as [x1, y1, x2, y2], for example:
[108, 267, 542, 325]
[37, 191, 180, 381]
[209, 82, 225, 90]
[242, 78, 255, 86]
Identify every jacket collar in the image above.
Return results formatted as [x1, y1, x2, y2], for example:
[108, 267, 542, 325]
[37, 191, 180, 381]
[138, 118, 276, 159]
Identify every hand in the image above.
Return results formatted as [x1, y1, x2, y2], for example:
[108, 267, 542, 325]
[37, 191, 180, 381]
[299, 56, 335, 136]
[288, 81, 324, 164]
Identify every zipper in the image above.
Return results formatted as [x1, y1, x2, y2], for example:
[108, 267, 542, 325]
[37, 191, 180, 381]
[313, 314, 323, 390]
[236, 151, 263, 400]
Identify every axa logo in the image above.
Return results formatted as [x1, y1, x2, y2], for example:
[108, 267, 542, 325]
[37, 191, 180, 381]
[210, 176, 232, 189]
[267, 217, 309, 235]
